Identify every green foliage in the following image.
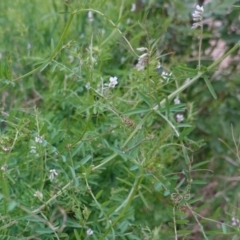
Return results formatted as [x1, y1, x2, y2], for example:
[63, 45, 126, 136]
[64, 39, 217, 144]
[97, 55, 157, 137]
[0, 0, 240, 239]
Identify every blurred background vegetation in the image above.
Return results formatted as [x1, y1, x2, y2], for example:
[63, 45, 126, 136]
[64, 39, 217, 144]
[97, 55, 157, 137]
[0, 0, 240, 239]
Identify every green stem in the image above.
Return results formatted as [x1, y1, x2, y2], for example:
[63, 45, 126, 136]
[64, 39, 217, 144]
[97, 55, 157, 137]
[155, 40, 240, 108]
[49, 11, 74, 61]
[198, 24, 203, 71]
[207, 40, 240, 71]
[99, 174, 143, 240]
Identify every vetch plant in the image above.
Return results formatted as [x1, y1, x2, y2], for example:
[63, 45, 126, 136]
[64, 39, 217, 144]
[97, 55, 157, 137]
[0, 1, 239, 240]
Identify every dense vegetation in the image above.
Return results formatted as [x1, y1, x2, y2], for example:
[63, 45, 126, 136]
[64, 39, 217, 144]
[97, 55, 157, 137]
[0, 0, 240, 239]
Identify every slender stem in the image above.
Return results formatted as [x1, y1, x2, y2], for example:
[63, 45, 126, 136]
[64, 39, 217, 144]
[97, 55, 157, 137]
[49, 12, 75, 61]
[153, 40, 240, 109]
[198, 24, 203, 71]
[75, 9, 138, 57]
[173, 206, 178, 240]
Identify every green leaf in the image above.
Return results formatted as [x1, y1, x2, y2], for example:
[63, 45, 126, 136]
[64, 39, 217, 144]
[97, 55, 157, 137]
[35, 228, 55, 234]
[192, 160, 210, 169]
[124, 108, 150, 116]
[164, 190, 170, 196]
[175, 219, 189, 224]
[222, 223, 227, 234]
[138, 91, 152, 107]
[116, 177, 132, 187]
[203, 75, 217, 99]
[154, 182, 163, 192]
[80, 155, 92, 164]
[176, 177, 186, 189]
[95, 190, 103, 200]
[232, 5, 240, 9]
[139, 190, 150, 209]
[173, 64, 198, 73]
[188, 196, 203, 204]
[69, 166, 79, 186]
[179, 126, 195, 140]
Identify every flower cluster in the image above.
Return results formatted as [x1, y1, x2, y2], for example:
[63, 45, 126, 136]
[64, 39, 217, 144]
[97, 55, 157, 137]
[34, 190, 43, 201]
[49, 169, 58, 181]
[135, 47, 148, 71]
[174, 98, 184, 123]
[232, 217, 240, 227]
[192, 5, 204, 29]
[35, 136, 44, 144]
[161, 70, 172, 82]
[30, 146, 37, 154]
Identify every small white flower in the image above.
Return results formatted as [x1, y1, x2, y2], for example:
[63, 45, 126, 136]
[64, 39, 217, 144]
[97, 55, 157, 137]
[35, 136, 43, 144]
[2, 145, 11, 151]
[49, 169, 58, 181]
[108, 76, 118, 88]
[88, 11, 94, 22]
[156, 61, 161, 69]
[85, 82, 91, 89]
[27, 43, 31, 50]
[161, 71, 172, 82]
[120, 57, 126, 64]
[1, 164, 8, 171]
[30, 146, 37, 154]
[136, 47, 148, 52]
[126, 18, 131, 24]
[176, 113, 184, 123]
[68, 55, 74, 63]
[34, 190, 43, 201]
[86, 228, 93, 236]
[174, 98, 181, 104]
[232, 217, 240, 227]
[130, 3, 136, 12]
[196, 5, 204, 12]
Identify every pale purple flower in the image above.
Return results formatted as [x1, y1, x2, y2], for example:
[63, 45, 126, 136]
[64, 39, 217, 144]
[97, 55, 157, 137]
[176, 113, 184, 123]
[232, 217, 240, 227]
[192, 5, 204, 29]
